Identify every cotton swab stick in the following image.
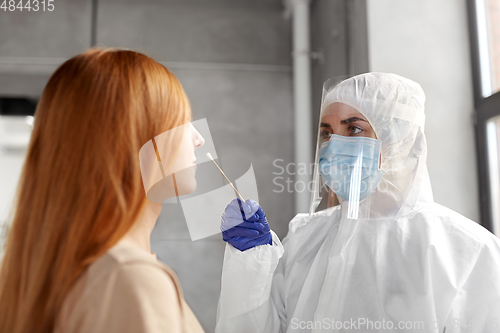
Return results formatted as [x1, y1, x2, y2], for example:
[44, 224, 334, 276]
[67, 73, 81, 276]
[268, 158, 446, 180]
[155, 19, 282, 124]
[206, 153, 245, 202]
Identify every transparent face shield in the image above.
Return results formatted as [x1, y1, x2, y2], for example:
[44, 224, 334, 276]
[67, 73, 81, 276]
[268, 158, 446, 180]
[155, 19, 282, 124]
[309, 77, 385, 219]
[139, 118, 259, 241]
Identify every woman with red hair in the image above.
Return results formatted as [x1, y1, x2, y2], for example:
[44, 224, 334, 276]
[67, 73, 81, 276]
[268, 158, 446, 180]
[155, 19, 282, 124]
[0, 48, 205, 333]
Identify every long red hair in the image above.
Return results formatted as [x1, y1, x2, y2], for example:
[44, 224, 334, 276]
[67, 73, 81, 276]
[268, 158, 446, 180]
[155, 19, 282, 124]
[0, 48, 191, 332]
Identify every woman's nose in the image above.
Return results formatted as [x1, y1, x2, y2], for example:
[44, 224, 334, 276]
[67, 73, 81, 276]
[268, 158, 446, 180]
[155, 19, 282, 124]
[193, 127, 205, 148]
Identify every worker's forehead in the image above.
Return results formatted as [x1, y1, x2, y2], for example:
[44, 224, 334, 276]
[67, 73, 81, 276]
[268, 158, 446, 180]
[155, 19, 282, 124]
[321, 103, 367, 122]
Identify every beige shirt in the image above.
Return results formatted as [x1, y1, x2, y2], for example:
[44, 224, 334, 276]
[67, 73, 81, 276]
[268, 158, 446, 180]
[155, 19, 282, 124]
[55, 239, 205, 333]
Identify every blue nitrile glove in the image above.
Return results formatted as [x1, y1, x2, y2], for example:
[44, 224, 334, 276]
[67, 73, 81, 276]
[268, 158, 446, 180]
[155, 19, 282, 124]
[221, 198, 273, 251]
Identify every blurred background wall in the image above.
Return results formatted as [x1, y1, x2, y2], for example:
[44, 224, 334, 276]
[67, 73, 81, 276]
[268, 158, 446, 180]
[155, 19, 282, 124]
[0, 0, 487, 332]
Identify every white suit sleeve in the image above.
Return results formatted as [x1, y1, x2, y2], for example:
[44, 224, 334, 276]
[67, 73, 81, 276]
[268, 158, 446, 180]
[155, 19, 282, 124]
[215, 230, 286, 333]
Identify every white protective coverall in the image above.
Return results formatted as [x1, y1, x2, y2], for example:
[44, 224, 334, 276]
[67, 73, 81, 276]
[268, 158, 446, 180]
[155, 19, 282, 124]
[216, 73, 500, 333]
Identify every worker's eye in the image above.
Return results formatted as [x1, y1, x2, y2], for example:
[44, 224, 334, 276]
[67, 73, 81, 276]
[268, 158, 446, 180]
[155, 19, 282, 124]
[320, 130, 332, 141]
[348, 126, 364, 135]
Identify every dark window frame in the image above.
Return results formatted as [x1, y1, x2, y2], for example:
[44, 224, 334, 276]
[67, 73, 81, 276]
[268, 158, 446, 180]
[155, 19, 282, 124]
[467, 0, 500, 233]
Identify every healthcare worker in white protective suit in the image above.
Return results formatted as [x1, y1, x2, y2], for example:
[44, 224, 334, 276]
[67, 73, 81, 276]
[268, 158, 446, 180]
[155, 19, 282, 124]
[216, 73, 500, 333]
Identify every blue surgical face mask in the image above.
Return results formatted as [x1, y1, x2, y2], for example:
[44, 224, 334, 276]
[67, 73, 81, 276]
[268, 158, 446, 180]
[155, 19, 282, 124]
[318, 134, 385, 201]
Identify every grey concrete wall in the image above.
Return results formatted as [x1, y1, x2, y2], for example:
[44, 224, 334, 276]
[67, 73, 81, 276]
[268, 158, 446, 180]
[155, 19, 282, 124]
[0, 0, 91, 58]
[367, 0, 479, 222]
[96, 0, 294, 331]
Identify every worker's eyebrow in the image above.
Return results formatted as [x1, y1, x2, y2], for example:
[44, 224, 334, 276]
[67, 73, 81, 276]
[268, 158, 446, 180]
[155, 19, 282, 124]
[340, 117, 367, 124]
[320, 122, 331, 128]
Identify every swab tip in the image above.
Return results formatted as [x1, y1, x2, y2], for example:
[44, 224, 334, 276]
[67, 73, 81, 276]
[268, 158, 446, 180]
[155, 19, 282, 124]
[206, 152, 214, 160]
